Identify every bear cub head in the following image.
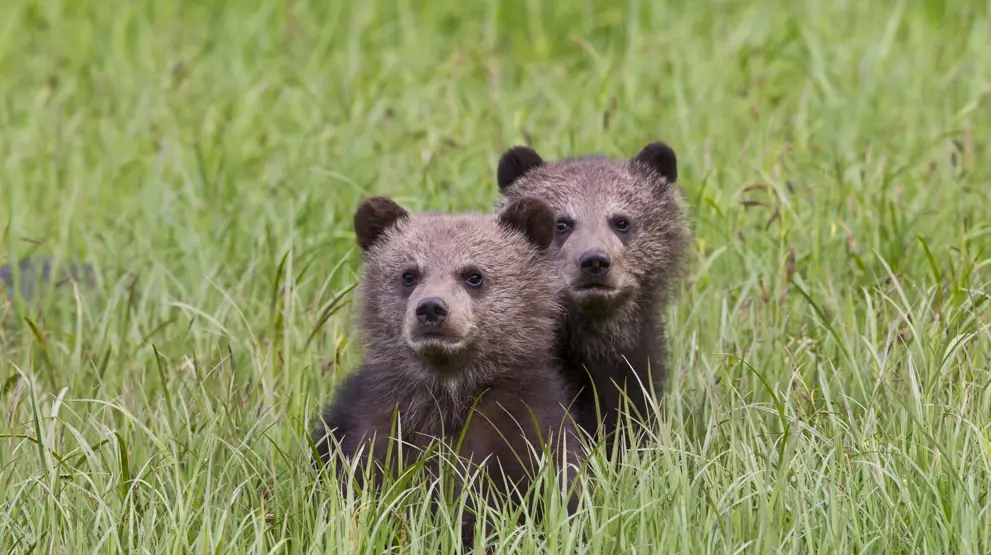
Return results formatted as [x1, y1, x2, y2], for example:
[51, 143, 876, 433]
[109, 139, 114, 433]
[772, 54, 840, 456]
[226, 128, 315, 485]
[495, 142, 691, 320]
[353, 195, 559, 379]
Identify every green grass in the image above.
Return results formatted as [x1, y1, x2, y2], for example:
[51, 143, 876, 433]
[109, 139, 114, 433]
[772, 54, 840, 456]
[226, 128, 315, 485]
[2, 0, 991, 552]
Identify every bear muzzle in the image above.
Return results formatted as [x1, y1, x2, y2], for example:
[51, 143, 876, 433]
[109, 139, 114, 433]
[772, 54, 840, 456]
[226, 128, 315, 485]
[404, 293, 474, 362]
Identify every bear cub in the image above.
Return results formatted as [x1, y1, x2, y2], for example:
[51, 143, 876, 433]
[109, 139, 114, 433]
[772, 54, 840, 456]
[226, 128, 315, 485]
[495, 141, 692, 449]
[311, 195, 581, 543]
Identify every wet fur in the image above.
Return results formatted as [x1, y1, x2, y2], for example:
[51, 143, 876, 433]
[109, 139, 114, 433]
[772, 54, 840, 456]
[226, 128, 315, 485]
[495, 142, 693, 448]
[311, 197, 582, 546]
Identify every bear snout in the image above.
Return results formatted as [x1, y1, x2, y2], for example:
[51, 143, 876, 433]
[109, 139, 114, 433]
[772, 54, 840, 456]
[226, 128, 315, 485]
[579, 250, 611, 276]
[415, 297, 449, 326]
[403, 288, 475, 354]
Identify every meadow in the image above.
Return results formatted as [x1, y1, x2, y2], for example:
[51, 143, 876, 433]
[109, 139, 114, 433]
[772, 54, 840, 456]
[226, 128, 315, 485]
[2, 0, 990, 552]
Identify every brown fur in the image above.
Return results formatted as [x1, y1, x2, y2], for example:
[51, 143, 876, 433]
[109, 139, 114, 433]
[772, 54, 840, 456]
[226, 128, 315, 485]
[311, 196, 582, 546]
[495, 142, 692, 448]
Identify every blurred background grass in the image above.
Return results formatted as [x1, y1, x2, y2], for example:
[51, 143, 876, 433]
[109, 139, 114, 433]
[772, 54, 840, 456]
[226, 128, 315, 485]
[1, 0, 990, 552]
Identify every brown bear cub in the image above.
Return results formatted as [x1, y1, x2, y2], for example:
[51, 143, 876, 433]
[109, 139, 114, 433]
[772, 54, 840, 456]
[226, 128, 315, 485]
[495, 142, 692, 450]
[311, 195, 581, 545]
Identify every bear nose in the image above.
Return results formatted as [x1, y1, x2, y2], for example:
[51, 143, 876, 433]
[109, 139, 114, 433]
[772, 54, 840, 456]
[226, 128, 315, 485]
[415, 297, 449, 325]
[579, 250, 612, 276]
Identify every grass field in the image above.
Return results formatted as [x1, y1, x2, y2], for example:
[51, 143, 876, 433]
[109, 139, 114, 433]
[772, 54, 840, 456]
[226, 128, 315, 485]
[2, 0, 991, 552]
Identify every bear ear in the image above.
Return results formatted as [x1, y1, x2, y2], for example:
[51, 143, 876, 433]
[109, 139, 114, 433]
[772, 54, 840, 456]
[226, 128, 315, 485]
[632, 142, 678, 184]
[497, 146, 544, 191]
[353, 196, 410, 252]
[498, 196, 556, 251]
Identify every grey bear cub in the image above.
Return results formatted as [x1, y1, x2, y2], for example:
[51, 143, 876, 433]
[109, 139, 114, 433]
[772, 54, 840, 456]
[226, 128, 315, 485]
[311, 195, 582, 545]
[495, 141, 693, 449]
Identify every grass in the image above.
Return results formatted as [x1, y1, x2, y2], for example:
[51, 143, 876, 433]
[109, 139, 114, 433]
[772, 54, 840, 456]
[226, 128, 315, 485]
[2, 0, 990, 552]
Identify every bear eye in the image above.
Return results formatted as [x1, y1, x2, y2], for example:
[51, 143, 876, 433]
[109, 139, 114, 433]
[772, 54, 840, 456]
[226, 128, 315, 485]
[401, 270, 418, 287]
[555, 218, 573, 233]
[613, 218, 632, 233]
[464, 270, 484, 288]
